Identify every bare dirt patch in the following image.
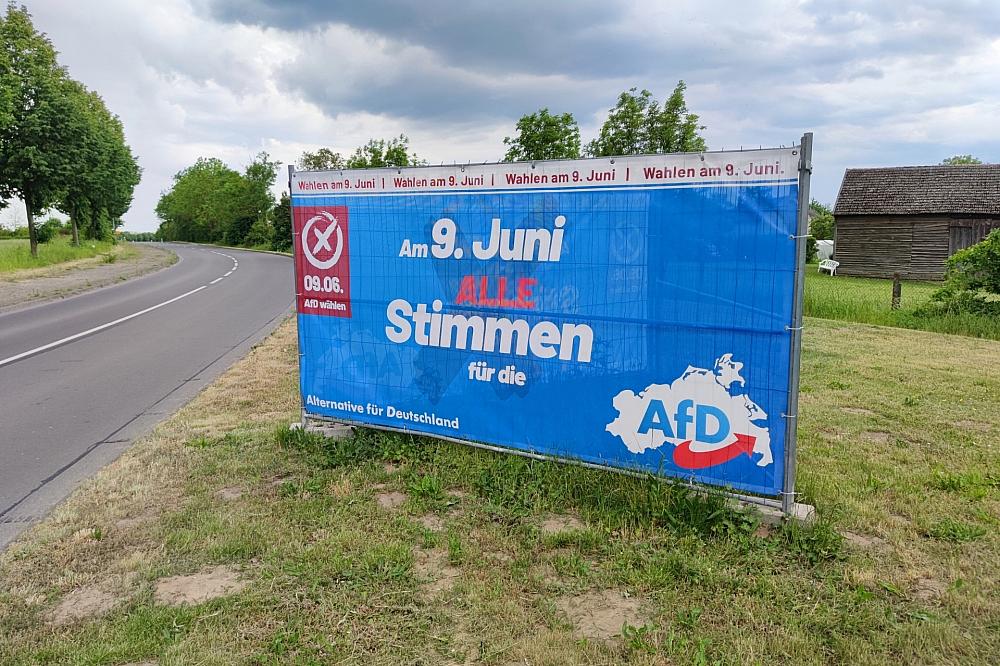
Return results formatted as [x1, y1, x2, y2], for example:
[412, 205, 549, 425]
[912, 577, 946, 602]
[153, 565, 246, 606]
[48, 587, 120, 625]
[555, 589, 649, 640]
[376, 491, 407, 509]
[268, 474, 294, 487]
[114, 509, 158, 531]
[0, 243, 175, 312]
[862, 431, 891, 444]
[538, 513, 585, 534]
[214, 486, 243, 501]
[842, 531, 887, 549]
[487, 551, 514, 564]
[413, 548, 460, 595]
[416, 514, 445, 531]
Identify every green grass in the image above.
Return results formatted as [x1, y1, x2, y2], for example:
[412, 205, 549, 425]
[1, 319, 997, 665]
[804, 269, 1000, 339]
[0, 236, 121, 273]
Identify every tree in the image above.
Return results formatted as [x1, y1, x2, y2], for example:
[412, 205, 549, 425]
[809, 200, 835, 240]
[587, 82, 706, 157]
[346, 134, 423, 168]
[222, 151, 278, 246]
[0, 4, 81, 257]
[57, 79, 140, 243]
[298, 148, 344, 171]
[503, 108, 581, 162]
[941, 155, 982, 165]
[0, 12, 11, 134]
[270, 191, 291, 252]
[156, 158, 242, 242]
[155, 153, 278, 247]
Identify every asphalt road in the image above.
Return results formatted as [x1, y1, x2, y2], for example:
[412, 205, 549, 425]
[0, 243, 293, 548]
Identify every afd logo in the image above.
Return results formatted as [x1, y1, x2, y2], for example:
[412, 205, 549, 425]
[639, 399, 731, 444]
[605, 354, 774, 470]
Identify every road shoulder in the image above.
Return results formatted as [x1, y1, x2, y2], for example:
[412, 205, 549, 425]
[0, 243, 177, 313]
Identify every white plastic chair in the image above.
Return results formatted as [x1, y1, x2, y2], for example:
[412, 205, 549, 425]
[818, 259, 839, 275]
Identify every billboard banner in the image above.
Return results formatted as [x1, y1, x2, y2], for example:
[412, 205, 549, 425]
[291, 147, 802, 497]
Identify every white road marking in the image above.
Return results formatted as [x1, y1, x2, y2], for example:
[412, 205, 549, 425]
[0, 285, 208, 368]
[210, 277, 223, 284]
[224, 271, 233, 277]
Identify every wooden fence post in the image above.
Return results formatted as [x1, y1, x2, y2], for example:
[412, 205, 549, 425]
[891, 273, 901, 310]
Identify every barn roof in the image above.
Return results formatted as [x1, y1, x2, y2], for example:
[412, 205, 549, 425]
[834, 164, 1000, 216]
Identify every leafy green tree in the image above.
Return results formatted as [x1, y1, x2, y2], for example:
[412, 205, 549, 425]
[809, 200, 835, 240]
[155, 153, 277, 247]
[156, 158, 242, 242]
[222, 151, 278, 246]
[0, 13, 11, 134]
[941, 155, 982, 165]
[243, 216, 273, 248]
[587, 82, 706, 157]
[503, 108, 581, 161]
[805, 236, 817, 263]
[299, 148, 344, 171]
[346, 134, 423, 168]
[270, 191, 291, 252]
[0, 4, 80, 257]
[57, 79, 139, 243]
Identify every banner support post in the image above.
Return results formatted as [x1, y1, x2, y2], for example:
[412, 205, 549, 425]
[287, 164, 308, 430]
[782, 132, 813, 515]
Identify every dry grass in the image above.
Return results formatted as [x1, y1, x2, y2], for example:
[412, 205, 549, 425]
[0, 316, 997, 665]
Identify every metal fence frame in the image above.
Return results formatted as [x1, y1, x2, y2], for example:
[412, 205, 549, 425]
[289, 136, 814, 517]
[781, 132, 813, 514]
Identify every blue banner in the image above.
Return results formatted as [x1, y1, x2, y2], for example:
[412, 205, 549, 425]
[292, 149, 801, 496]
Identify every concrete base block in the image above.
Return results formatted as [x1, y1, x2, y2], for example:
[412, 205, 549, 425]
[302, 420, 354, 440]
[753, 502, 816, 526]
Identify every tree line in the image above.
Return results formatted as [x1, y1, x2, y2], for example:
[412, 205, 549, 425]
[154, 134, 428, 251]
[0, 4, 140, 257]
[156, 85, 706, 250]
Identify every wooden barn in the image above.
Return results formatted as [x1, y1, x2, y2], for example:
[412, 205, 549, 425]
[833, 164, 1000, 280]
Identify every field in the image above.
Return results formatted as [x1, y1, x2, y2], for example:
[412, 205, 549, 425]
[803, 269, 1000, 340]
[0, 236, 127, 274]
[0, 316, 996, 665]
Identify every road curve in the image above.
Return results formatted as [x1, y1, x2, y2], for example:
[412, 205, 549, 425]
[0, 243, 293, 548]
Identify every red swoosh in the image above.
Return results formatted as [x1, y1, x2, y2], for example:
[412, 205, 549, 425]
[672, 433, 757, 470]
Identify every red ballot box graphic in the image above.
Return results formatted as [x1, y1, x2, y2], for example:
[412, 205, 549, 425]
[293, 206, 352, 317]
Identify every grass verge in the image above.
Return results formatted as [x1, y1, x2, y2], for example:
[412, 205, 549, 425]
[0, 317, 997, 664]
[0, 236, 135, 274]
[804, 269, 1000, 339]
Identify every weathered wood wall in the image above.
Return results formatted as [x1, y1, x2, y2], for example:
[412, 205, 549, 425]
[833, 215, 999, 280]
[949, 219, 1000, 255]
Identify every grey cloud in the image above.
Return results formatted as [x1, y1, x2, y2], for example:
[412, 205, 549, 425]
[202, 0, 666, 79]
[203, 0, 1000, 125]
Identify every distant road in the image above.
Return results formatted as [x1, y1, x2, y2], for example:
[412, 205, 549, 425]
[0, 244, 293, 548]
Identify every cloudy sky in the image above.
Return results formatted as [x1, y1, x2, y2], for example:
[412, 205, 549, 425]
[4, 0, 999, 231]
